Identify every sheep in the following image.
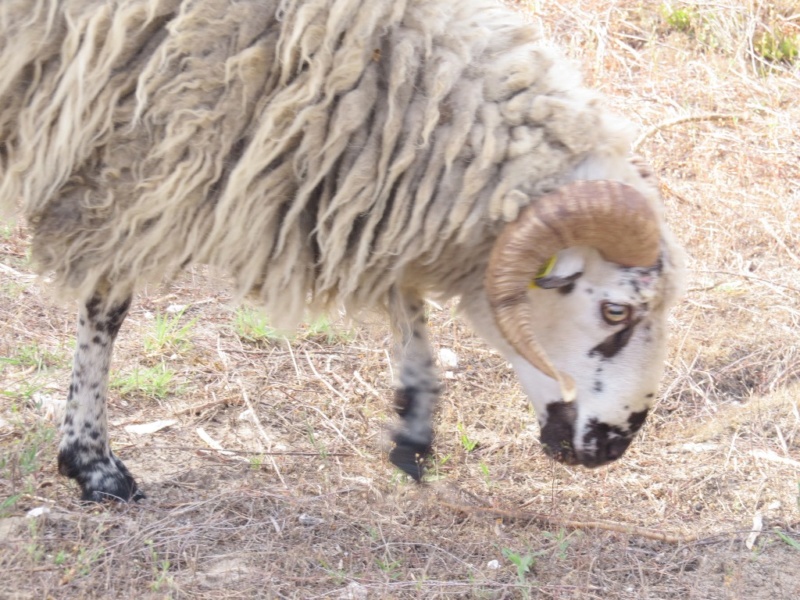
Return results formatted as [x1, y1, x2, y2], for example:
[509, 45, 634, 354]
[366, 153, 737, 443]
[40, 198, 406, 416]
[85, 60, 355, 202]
[0, 0, 685, 501]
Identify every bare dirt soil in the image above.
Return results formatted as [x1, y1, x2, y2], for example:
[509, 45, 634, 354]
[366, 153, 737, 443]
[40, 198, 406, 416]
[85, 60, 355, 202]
[1, 1, 799, 598]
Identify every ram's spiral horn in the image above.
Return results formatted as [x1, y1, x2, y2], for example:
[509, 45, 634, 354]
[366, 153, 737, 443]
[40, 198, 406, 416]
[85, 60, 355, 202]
[486, 180, 661, 401]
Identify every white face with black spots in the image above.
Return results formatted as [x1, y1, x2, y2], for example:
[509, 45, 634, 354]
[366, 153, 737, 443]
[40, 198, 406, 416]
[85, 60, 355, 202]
[463, 244, 681, 468]
[521, 246, 671, 466]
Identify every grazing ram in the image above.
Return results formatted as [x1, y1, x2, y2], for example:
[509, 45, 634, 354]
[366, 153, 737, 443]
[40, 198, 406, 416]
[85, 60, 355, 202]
[0, 0, 685, 501]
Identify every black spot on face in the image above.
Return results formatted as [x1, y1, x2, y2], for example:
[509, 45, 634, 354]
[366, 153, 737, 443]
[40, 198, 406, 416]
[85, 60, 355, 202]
[593, 380, 603, 393]
[645, 393, 654, 399]
[589, 322, 638, 359]
[579, 418, 633, 467]
[578, 410, 651, 467]
[539, 401, 578, 465]
[628, 409, 649, 433]
[557, 282, 576, 295]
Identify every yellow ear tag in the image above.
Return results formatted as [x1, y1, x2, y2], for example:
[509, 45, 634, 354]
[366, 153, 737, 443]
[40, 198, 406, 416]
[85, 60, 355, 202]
[529, 255, 557, 289]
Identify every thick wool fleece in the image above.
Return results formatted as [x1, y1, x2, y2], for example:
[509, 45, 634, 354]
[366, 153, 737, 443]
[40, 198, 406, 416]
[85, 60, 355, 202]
[0, 0, 640, 324]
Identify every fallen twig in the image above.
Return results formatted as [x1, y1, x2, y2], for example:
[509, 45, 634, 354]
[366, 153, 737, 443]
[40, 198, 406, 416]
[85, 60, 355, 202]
[693, 269, 800, 295]
[0, 263, 36, 280]
[142, 444, 354, 457]
[750, 449, 800, 469]
[304, 349, 349, 403]
[236, 376, 287, 487]
[173, 396, 240, 416]
[196, 427, 248, 462]
[633, 113, 746, 150]
[440, 501, 699, 543]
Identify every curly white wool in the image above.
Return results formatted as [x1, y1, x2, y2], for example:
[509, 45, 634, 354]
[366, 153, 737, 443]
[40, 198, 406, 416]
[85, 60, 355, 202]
[0, 0, 645, 325]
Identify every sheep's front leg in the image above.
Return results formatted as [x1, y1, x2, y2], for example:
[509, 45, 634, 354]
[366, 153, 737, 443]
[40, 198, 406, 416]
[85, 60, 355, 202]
[388, 289, 439, 481]
[57, 287, 142, 502]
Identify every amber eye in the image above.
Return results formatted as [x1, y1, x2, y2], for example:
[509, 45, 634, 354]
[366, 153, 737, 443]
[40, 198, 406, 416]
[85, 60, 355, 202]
[601, 302, 632, 325]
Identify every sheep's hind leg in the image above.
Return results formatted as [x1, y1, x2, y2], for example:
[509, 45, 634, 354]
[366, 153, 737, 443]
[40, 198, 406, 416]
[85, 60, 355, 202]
[57, 286, 142, 502]
[388, 289, 439, 481]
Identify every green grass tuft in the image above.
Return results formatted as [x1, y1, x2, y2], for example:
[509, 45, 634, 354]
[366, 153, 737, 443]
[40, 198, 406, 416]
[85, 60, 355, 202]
[144, 309, 196, 356]
[111, 363, 179, 399]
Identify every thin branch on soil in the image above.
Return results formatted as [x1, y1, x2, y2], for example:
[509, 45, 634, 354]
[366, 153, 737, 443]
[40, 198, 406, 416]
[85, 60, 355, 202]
[143, 445, 354, 457]
[221, 346, 382, 356]
[760, 217, 800, 264]
[237, 376, 287, 486]
[211, 335, 287, 483]
[750, 448, 800, 469]
[353, 369, 383, 400]
[633, 113, 746, 150]
[304, 349, 350, 403]
[0, 262, 36, 279]
[196, 427, 249, 462]
[693, 269, 800, 294]
[0, 319, 45, 338]
[285, 336, 301, 378]
[4, 365, 36, 381]
[440, 501, 700, 543]
[304, 403, 370, 459]
[173, 396, 240, 415]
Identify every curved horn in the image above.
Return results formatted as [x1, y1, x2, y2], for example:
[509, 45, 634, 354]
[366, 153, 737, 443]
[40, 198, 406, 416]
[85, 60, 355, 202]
[486, 180, 661, 401]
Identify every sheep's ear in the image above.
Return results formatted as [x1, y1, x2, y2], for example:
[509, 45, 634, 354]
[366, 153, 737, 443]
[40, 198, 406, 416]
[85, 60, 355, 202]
[530, 248, 585, 290]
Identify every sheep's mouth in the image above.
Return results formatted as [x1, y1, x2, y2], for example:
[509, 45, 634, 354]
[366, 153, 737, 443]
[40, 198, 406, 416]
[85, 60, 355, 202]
[543, 441, 580, 466]
[539, 401, 579, 465]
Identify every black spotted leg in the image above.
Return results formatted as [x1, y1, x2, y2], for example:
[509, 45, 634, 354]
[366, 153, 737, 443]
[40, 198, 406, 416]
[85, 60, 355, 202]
[56, 286, 142, 501]
[388, 288, 439, 481]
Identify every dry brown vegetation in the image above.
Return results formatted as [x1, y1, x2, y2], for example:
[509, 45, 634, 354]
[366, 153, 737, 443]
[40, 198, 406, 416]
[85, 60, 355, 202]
[1, 1, 799, 598]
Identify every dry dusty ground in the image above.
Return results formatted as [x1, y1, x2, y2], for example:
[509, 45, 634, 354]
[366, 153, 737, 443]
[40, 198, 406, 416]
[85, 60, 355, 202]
[1, 1, 799, 598]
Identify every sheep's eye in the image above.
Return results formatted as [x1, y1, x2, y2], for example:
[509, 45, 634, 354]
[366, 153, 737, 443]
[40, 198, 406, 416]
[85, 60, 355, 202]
[601, 302, 631, 325]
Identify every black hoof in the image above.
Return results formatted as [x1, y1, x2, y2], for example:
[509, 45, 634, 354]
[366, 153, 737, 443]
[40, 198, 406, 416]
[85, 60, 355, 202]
[82, 479, 145, 503]
[58, 449, 144, 502]
[389, 433, 431, 482]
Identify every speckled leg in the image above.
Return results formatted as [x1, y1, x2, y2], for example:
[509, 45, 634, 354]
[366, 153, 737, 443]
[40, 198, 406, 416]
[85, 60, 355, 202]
[57, 287, 141, 502]
[388, 289, 439, 481]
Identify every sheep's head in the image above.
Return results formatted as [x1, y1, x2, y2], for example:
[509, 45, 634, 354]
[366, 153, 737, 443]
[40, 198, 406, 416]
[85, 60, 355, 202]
[486, 180, 682, 467]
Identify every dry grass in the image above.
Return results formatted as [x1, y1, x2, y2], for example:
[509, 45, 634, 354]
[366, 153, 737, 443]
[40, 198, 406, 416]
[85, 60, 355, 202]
[1, 1, 799, 598]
